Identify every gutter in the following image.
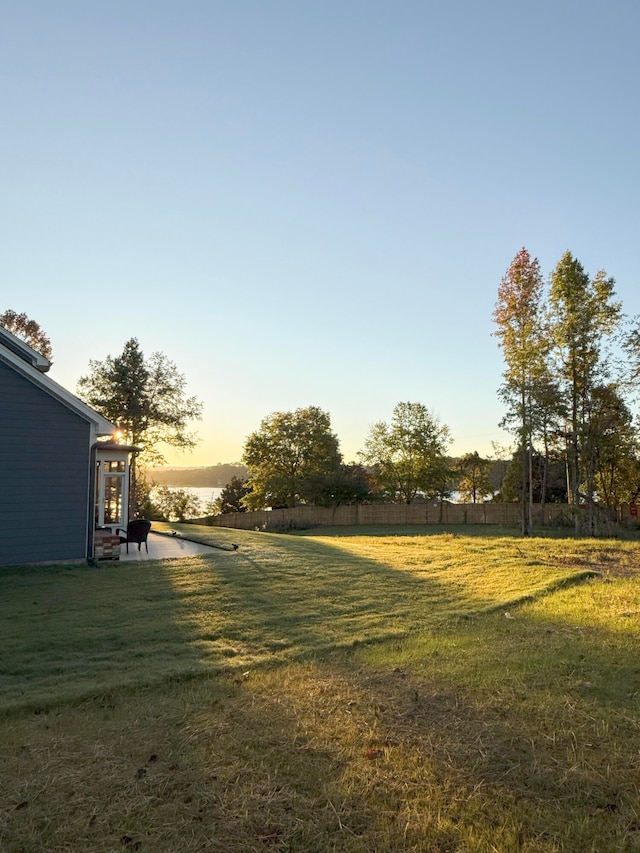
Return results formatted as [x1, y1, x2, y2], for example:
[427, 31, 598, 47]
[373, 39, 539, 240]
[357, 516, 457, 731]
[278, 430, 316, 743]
[87, 441, 98, 565]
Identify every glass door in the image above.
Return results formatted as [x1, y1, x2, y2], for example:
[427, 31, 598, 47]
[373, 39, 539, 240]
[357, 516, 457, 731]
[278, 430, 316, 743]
[96, 459, 127, 529]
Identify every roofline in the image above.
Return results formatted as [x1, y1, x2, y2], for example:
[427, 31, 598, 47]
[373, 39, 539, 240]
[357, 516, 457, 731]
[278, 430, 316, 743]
[0, 343, 116, 435]
[94, 440, 140, 453]
[0, 325, 51, 372]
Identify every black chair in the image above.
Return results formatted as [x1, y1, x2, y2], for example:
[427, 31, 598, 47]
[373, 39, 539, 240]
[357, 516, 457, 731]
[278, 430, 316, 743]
[117, 519, 152, 553]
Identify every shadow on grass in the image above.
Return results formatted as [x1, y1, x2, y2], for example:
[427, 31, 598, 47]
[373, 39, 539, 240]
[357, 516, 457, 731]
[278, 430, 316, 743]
[4, 610, 640, 851]
[0, 527, 605, 714]
[2, 525, 640, 849]
[172, 530, 597, 671]
[300, 627, 640, 850]
[0, 557, 214, 712]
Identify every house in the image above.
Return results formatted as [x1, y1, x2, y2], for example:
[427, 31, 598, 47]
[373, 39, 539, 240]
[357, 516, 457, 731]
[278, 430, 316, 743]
[0, 326, 134, 566]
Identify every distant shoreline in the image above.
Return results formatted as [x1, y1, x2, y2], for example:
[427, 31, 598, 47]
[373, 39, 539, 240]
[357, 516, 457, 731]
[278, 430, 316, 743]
[148, 464, 247, 488]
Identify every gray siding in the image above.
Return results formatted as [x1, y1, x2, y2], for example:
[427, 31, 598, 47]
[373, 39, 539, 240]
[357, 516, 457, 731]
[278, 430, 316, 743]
[0, 360, 91, 566]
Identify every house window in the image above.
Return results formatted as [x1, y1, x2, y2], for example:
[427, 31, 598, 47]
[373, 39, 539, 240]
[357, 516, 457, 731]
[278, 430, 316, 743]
[104, 460, 125, 474]
[95, 456, 129, 529]
[103, 474, 124, 525]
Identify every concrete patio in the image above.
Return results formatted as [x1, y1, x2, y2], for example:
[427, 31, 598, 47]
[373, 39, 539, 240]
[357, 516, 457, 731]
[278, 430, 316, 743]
[118, 531, 218, 561]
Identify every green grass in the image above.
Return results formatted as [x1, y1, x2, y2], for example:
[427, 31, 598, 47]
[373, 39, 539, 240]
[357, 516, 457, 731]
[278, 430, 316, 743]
[0, 524, 601, 710]
[1, 526, 639, 851]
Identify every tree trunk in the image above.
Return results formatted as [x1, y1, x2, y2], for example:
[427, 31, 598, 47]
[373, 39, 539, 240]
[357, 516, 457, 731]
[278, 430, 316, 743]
[540, 432, 549, 527]
[520, 387, 529, 536]
[528, 442, 534, 534]
[520, 440, 529, 536]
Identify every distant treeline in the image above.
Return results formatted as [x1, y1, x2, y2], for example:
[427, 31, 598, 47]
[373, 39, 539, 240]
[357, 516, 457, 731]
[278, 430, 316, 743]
[148, 464, 248, 487]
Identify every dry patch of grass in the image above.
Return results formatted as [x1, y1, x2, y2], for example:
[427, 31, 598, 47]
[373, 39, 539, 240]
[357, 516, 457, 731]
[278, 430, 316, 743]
[3, 634, 640, 851]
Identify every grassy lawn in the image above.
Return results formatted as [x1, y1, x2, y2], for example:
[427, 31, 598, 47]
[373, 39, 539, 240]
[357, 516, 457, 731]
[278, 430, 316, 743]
[1, 526, 639, 851]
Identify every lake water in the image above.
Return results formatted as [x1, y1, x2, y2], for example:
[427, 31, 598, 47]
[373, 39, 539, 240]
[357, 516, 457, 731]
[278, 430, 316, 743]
[166, 486, 223, 507]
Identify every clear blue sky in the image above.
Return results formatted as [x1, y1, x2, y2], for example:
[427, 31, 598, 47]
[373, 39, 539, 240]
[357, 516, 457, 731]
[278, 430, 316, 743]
[2, 1, 638, 465]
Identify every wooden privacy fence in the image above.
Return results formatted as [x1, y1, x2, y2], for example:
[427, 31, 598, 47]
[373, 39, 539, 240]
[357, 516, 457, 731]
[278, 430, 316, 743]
[200, 502, 632, 531]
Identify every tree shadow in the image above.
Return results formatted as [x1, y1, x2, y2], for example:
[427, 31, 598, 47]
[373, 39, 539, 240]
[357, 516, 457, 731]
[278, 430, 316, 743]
[8, 618, 636, 851]
[164, 530, 598, 676]
[3, 540, 639, 849]
[0, 558, 215, 711]
[0, 529, 607, 714]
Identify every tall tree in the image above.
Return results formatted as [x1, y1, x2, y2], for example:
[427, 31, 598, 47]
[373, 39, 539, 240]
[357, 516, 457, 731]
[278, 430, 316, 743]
[493, 248, 548, 534]
[77, 338, 202, 511]
[625, 320, 640, 389]
[499, 449, 567, 504]
[359, 402, 451, 503]
[549, 252, 621, 533]
[624, 323, 640, 505]
[242, 406, 343, 509]
[0, 309, 52, 360]
[527, 371, 565, 524]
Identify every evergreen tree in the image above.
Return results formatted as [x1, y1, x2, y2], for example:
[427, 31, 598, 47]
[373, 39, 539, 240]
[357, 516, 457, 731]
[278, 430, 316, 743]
[213, 477, 250, 514]
[78, 338, 202, 512]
